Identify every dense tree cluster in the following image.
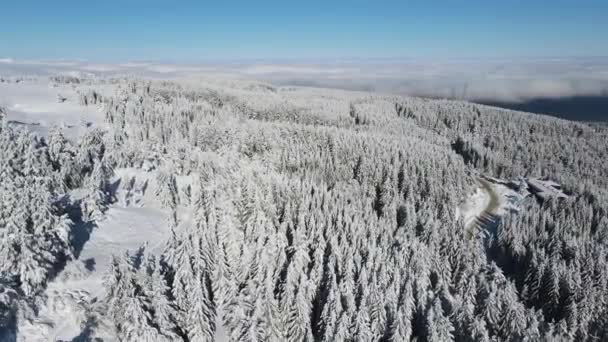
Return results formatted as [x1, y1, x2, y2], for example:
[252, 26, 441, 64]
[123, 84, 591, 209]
[0, 115, 111, 336]
[0, 120, 73, 296]
[392, 98, 608, 188]
[2, 77, 608, 341]
[92, 80, 608, 341]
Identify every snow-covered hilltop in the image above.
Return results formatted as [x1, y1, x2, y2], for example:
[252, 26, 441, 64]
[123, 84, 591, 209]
[1, 76, 608, 341]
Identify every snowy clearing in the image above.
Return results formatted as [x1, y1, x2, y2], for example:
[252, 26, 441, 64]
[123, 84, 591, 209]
[17, 169, 181, 341]
[457, 184, 490, 230]
[0, 79, 111, 139]
[459, 175, 526, 239]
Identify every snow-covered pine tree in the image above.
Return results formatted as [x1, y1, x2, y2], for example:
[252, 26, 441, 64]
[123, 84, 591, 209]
[81, 160, 112, 222]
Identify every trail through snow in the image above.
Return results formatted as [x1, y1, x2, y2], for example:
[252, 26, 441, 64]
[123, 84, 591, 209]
[460, 176, 522, 240]
[473, 178, 502, 241]
[460, 181, 489, 230]
[478, 178, 500, 214]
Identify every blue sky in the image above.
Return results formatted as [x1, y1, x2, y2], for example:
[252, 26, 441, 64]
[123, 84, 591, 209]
[1, 0, 607, 61]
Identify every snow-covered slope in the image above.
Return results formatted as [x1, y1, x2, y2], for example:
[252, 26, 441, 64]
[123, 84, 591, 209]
[2, 75, 608, 341]
[0, 79, 112, 139]
[16, 170, 166, 339]
[457, 175, 525, 239]
[16, 167, 198, 341]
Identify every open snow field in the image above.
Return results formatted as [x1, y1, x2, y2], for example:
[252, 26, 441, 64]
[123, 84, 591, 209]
[20, 206, 169, 340]
[18, 169, 175, 341]
[0, 80, 111, 139]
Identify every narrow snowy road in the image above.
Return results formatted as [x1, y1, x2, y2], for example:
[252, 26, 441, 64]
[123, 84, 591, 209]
[464, 177, 501, 239]
[478, 178, 500, 215]
[472, 178, 502, 241]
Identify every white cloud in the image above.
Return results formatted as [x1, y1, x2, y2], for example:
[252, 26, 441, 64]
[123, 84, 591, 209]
[118, 62, 152, 68]
[79, 64, 122, 72]
[226, 59, 608, 102]
[241, 65, 352, 75]
[144, 65, 202, 74]
[1, 57, 607, 103]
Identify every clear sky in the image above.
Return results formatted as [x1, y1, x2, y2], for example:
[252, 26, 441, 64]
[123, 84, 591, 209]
[1, 0, 607, 61]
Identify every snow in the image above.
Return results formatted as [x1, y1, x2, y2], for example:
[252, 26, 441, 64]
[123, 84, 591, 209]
[0, 79, 112, 139]
[489, 180, 525, 216]
[18, 169, 177, 341]
[526, 177, 569, 200]
[20, 207, 169, 341]
[457, 186, 490, 230]
[480, 175, 567, 203]
[0, 80, 206, 340]
[458, 175, 525, 237]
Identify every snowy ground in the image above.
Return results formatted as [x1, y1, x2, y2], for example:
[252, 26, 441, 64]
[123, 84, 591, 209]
[17, 169, 181, 341]
[3, 77, 559, 341]
[20, 209, 169, 340]
[0, 79, 111, 139]
[2, 80, 230, 341]
[18, 168, 232, 341]
[458, 174, 525, 239]
[526, 178, 569, 201]
[486, 178, 525, 217]
[457, 185, 491, 230]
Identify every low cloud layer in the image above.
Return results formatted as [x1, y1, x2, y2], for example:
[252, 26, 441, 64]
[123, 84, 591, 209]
[2, 57, 608, 103]
[230, 59, 608, 103]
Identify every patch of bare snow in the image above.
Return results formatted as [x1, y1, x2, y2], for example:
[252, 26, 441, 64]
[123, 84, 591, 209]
[489, 180, 525, 216]
[459, 175, 526, 236]
[20, 206, 169, 341]
[457, 185, 491, 229]
[17, 168, 190, 341]
[0, 79, 113, 139]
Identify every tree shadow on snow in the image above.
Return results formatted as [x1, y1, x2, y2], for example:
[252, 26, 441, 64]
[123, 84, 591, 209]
[476, 212, 522, 284]
[46, 195, 98, 284]
[82, 258, 96, 272]
[474, 212, 507, 266]
[475, 211, 501, 243]
[54, 193, 98, 260]
[70, 316, 101, 342]
[107, 178, 121, 203]
[69, 205, 97, 260]
[0, 326, 17, 342]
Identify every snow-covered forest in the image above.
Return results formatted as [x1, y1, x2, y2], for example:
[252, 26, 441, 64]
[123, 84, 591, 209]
[1, 76, 608, 341]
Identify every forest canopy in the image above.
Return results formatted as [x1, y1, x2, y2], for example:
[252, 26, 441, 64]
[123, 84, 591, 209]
[1, 77, 608, 341]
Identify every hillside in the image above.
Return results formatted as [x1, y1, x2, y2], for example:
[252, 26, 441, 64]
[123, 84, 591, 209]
[1, 76, 608, 341]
